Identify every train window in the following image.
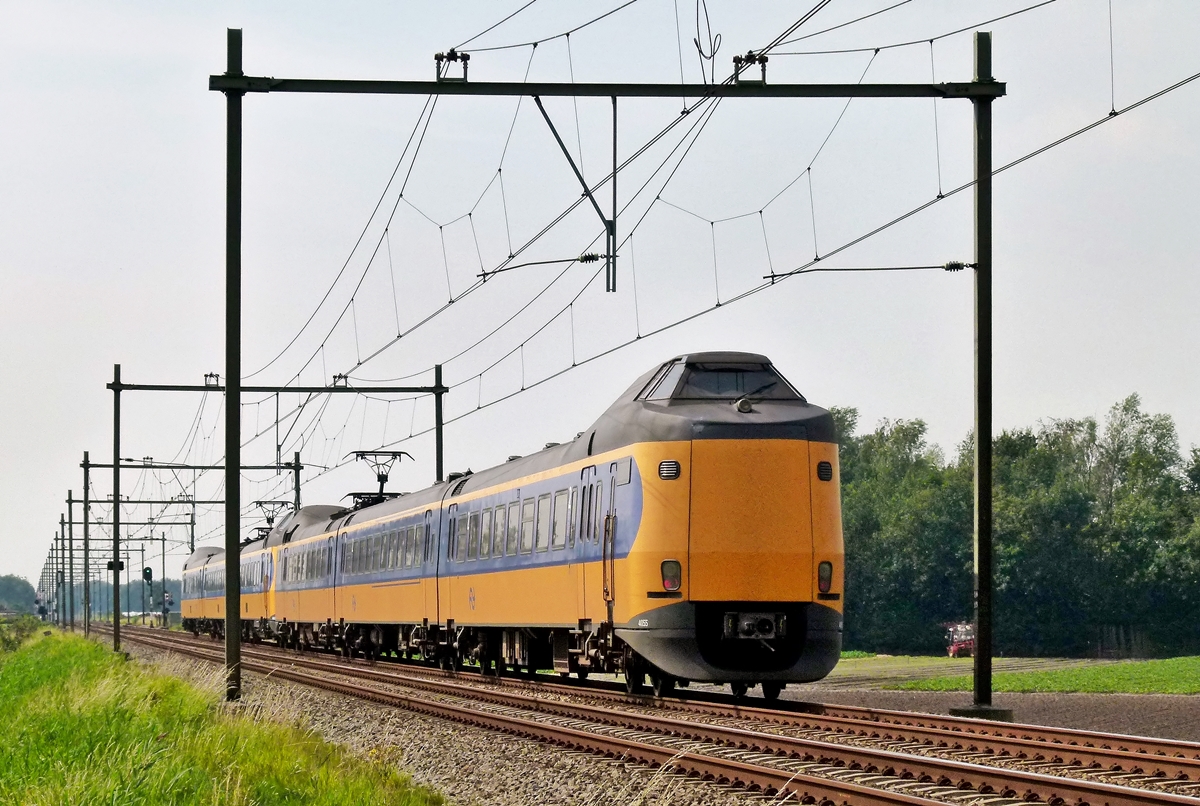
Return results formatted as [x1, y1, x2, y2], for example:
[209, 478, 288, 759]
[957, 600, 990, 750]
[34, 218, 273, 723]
[673, 362, 802, 400]
[551, 490, 569, 549]
[644, 361, 686, 400]
[616, 458, 632, 485]
[468, 511, 480, 560]
[479, 508, 492, 559]
[507, 502, 520, 555]
[580, 483, 592, 542]
[373, 535, 383, 571]
[389, 530, 399, 569]
[400, 526, 410, 568]
[456, 513, 469, 561]
[492, 506, 507, 557]
[535, 494, 552, 552]
[520, 499, 535, 554]
[410, 525, 419, 567]
[568, 487, 578, 546]
[635, 361, 674, 399]
[593, 483, 603, 542]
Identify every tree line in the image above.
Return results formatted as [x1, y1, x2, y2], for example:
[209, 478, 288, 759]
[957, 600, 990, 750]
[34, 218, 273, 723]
[834, 395, 1200, 658]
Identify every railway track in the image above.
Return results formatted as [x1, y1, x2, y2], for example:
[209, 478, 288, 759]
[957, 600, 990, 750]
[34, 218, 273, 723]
[97, 625, 1200, 806]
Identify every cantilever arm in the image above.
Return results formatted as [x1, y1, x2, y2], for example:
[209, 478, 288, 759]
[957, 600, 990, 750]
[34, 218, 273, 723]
[532, 96, 610, 230]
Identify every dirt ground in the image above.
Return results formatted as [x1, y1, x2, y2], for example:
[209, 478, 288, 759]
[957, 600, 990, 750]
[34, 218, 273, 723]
[785, 688, 1200, 743]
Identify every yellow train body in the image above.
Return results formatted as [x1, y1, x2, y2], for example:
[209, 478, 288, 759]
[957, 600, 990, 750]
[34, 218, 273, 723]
[182, 352, 844, 691]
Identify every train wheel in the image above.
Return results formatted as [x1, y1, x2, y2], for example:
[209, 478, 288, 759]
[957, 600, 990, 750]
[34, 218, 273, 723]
[761, 682, 783, 702]
[730, 682, 749, 698]
[576, 669, 589, 682]
[650, 671, 675, 698]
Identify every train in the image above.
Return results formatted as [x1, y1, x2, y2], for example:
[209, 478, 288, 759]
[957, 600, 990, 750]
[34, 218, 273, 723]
[182, 351, 844, 700]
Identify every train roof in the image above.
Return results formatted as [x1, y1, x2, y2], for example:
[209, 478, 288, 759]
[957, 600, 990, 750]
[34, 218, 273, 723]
[351, 351, 834, 509]
[216, 352, 835, 550]
[182, 546, 223, 571]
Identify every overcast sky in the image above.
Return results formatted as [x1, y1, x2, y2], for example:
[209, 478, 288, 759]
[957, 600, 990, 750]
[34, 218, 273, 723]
[3, 0, 1198, 591]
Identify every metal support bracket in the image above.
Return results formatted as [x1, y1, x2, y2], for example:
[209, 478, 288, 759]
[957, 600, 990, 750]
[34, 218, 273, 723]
[532, 95, 618, 292]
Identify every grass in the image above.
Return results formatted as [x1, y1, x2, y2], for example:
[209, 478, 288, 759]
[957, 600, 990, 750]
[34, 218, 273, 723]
[840, 650, 876, 659]
[890, 656, 1200, 694]
[0, 629, 443, 805]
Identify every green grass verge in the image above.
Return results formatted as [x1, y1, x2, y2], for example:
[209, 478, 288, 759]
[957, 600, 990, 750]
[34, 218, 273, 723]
[840, 650, 876, 659]
[889, 656, 1200, 694]
[0, 631, 442, 805]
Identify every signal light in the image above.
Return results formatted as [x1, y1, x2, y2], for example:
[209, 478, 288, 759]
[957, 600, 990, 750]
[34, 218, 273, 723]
[143, 567, 153, 584]
[818, 561, 833, 593]
[661, 560, 682, 592]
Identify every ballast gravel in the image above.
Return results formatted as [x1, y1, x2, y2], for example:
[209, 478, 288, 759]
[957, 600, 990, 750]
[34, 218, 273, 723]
[123, 642, 767, 806]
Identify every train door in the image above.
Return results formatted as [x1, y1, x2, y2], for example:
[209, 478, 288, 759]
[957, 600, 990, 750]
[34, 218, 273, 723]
[263, 550, 275, 622]
[422, 510, 438, 626]
[602, 465, 619, 626]
[441, 503, 458, 624]
[577, 466, 597, 622]
[323, 536, 336, 621]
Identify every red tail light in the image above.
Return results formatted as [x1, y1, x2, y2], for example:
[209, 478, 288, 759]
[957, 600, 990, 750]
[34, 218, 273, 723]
[818, 561, 833, 593]
[661, 560, 682, 591]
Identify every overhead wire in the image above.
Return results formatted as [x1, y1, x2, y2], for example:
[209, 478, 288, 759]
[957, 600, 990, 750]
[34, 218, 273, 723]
[460, 0, 645, 54]
[242, 95, 436, 381]
[773, 0, 1059, 55]
[358, 63, 1200, 459]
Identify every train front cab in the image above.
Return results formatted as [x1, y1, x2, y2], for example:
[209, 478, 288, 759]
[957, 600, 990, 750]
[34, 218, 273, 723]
[612, 357, 844, 686]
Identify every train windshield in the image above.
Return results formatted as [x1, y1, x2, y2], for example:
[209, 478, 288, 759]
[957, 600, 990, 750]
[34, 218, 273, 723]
[639, 360, 804, 402]
[673, 362, 801, 401]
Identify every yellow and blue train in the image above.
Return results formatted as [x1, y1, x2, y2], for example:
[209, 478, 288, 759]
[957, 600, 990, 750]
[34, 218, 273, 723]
[182, 352, 844, 699]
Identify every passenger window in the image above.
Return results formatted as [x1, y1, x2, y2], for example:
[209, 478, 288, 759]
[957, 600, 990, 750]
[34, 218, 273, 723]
[479, 508, 492, 559]
[535, 493, 552, 552]
[593, 483, 603, 542]
[580, 484, 592, 542]
[616, 458, 632, 486]
[373, 535, 382, 570]
[401, 526, 412, 568]
[507, 502, 520, 555]
[551, 490, 569, 549]
[493, 506, 507, 557]
[519, 499, 535, 554]
[568, 487, 578, 546]
[456, 513, 469, 561]
[468, 511, 480, 560]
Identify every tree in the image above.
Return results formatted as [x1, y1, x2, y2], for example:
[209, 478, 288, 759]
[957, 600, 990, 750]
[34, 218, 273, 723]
[0, 575, 36, 613]
[836, 395, 1200, 657]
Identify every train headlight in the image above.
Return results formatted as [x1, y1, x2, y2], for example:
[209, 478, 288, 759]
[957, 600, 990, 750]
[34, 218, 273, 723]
[661, 560, 682, 592]
[818, 561, 833, 593]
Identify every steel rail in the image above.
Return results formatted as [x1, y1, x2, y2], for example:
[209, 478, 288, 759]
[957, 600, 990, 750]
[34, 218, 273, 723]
[103, 628, 945, 805]
[107, 624, 1200, 771]
[108, 627, 1200, 805]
